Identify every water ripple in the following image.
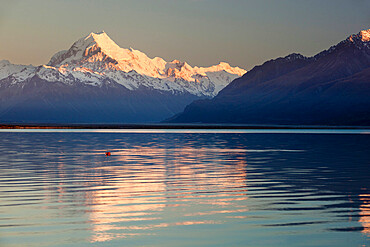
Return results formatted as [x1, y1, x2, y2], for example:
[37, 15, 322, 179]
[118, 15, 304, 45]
[0, 132, 368, 246]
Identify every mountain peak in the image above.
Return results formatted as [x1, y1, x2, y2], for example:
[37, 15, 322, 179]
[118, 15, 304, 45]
[83, 31, 129, 59]
[284, 53, 307, 60]
[92, 30, 106, 35]
[44, 31, 246, 94]
[85, 31, 115, 47]
[0, 59, 11, 65]
[347, 28, 370, 44]
[358, 29, 370, 42]
[48, 31, 133, 67]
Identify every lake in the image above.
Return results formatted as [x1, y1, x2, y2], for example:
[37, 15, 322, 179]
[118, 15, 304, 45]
[0, 130, 369, 246]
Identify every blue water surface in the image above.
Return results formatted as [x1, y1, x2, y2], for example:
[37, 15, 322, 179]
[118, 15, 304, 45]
[0, 130, 369, 246]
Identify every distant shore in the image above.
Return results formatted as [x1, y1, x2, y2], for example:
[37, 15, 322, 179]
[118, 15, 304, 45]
[1, 123, 369, 130]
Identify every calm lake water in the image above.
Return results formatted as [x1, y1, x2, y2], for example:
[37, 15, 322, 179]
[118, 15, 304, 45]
[0, 130, 369, 246]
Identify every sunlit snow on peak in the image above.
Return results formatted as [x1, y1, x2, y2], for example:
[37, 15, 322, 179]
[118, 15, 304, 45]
[348, 28, 370, 45]
[359, 29, 370, 42]
[3, 31, 247, 97]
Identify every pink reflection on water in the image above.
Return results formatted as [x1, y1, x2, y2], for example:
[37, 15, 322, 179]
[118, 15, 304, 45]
[359, 194, 370, 236]
[82, 146, 248, 243]
[84, 149, 168, 243]
[91, 232, 153, 243]
[184, 208, 249, 217]
[90, 220, 221, 242]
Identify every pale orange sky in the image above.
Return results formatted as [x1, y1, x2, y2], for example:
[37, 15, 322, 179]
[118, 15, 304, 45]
[0, 0, 369, 70]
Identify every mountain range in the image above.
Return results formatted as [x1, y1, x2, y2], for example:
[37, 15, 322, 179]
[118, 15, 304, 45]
[168, 29, 370, 126]
[1, 29, 369, 126]
[0, 31, 245, 123]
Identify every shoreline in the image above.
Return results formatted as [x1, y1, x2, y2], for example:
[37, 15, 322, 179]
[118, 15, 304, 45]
[1, 123, 369, 130]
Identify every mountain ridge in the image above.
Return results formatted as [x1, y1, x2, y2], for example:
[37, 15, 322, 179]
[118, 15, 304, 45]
[168, 29, 370, 125]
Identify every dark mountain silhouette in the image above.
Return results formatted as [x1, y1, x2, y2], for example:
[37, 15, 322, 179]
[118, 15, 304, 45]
[168, 29, 370, 125]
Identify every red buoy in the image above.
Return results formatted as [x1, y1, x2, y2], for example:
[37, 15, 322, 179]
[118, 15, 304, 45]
[105, 152, 111, 156]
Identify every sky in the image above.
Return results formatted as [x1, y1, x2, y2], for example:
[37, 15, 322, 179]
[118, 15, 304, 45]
[0, 0, 369, 70]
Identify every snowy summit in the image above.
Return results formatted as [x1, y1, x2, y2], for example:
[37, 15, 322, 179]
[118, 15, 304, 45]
[0, 31, 247, 123]
[35, 31, 246, 96]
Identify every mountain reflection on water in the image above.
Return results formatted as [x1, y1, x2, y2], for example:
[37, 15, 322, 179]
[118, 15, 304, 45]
[0, 132, 368, 246]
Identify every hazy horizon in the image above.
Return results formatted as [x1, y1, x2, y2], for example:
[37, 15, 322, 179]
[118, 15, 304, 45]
[0, 0, 369, 70]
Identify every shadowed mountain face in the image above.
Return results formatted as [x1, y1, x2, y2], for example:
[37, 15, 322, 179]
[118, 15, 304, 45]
[0, 77, 201, 123]
[168, 29, 370, 126]
[0, 32, 245, 124]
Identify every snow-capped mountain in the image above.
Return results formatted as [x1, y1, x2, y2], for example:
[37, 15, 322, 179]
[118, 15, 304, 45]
[0, 31, 246, 123]
[169, 29, 370, 125]
[1, 31, 245, 97]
